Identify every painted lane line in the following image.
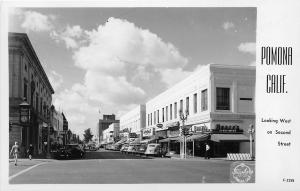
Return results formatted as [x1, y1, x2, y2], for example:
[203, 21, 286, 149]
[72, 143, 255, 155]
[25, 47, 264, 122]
[9, 162, 46, 181]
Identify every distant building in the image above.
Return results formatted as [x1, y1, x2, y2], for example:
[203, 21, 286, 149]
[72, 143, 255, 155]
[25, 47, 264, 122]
[119, 104, 146, 139]
[98, 114, 119, 143]
[50, 105, 64, 145]
[102, 123, 120, 144]
[9, 32, 54, 155]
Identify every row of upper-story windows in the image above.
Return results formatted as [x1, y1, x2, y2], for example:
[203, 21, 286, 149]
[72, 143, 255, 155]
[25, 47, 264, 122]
[147, 88, 231, 127]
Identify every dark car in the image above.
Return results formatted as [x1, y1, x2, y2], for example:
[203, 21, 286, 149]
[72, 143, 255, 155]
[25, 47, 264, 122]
[54, 144, 85, 159]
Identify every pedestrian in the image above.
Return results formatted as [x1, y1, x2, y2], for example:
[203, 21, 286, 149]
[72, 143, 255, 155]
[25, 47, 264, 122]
[10, 141, 20, 166]
[27, 144, 34, 160]
[205, 143, 210, 159]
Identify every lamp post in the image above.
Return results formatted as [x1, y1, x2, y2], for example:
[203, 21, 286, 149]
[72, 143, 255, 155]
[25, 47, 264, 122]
[179, 109, 188, 159]
[248, 124, 255, 160]
[19, 98, 31, 149]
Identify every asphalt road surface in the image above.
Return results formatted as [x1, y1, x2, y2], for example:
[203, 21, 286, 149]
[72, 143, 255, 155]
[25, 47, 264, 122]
[10, 150, 234, 184]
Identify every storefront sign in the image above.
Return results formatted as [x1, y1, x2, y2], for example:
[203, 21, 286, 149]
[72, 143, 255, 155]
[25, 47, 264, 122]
[142, 128, 154, 137]
[192, 124, 210, 133]
[214, 124, 243, 133]
[156, 123, 163, 128]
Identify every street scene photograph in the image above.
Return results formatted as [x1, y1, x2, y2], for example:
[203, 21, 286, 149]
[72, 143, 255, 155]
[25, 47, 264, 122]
[8, 7, 256, 184]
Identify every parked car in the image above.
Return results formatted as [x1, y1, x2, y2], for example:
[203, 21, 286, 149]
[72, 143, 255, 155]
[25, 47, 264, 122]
[137, 144, 147, 155]
[144, 143, 166, 157]
[54, 144, 85, 159]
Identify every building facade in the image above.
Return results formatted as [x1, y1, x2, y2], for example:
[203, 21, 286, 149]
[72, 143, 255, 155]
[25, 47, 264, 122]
[119, 104, 146, 139]
[102, 123, 120, 144]
[146, 64, 255, 157]
[98, 114, 119, 143]
[50, 105, 64, 145]
[9, 33, 54, 155]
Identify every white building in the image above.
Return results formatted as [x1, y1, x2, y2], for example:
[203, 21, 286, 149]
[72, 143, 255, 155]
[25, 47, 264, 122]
[120, 104, 146, 138]
[103, 122, 120, 143]
[146, 64, 255, 157]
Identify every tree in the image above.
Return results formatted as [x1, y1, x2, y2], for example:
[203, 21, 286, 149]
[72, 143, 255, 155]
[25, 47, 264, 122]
[83, 128, 94, 143]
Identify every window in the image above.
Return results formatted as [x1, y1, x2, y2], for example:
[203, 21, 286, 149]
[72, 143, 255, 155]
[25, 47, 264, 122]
[166, 106, 168, 121]
[147, 114, 149, 126]
[193, 93, 197, 113]
[186, 97, 189, 114]
[162, 108, 165, 122]
[40, 98, 42, 115]
[36, 94, 39, 112]
[170, 104, 172, 120]
[174, 102, 177, 119]
[157, 110, 160, 123]
[150, 113, 153, 125]
[24, 64, 27, 71]
[23, 82, 28, 100]
[216, 87, 230, 110]
[201, 89, 208, 111]
[154, 111, 156, 124]
[180, 99, 183, 112]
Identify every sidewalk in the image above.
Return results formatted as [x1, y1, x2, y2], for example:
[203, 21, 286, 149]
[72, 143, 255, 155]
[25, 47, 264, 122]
[169, 154, 228, 161]
[9, 158, 55, 177]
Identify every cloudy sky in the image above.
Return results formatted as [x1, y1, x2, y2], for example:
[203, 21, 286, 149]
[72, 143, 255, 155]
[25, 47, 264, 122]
[9, 7, 256, 137]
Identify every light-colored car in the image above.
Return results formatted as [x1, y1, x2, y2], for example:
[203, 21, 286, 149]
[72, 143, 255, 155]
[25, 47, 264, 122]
[144, 143, 166, 157]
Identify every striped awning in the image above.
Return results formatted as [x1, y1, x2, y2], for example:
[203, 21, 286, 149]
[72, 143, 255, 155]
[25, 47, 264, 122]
[211, 134, 250, 142]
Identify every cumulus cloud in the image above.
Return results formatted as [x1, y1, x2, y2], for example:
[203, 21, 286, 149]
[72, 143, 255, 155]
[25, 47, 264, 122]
[72, 17, 188, 105]
[52, 17, 190, 136]
[50, 25, 86, 49]
[223, 21, 235, 30]
[21, 11, 55, 32]
[48, 70, 63, 91]
[238, 42, 256, 55]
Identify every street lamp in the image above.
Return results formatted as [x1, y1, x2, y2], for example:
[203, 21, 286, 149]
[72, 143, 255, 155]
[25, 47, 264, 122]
[19, 98, 31, 149]
[248, 124, 255, 160]
[179, 109, 189, 159]
[19, 98, 31, 125]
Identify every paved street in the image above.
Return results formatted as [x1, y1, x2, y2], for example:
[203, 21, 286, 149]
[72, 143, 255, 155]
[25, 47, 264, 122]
[9, 150, 239, 184]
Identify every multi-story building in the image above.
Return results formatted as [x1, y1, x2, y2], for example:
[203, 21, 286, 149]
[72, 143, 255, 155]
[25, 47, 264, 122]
[50, 105, 64, 145]
[119, 104, 146, 139]
[9, 32, 54, 155]
[146, 64, 255, 157]
[102, 122, 120, 144]
[98, 114, 119, 143]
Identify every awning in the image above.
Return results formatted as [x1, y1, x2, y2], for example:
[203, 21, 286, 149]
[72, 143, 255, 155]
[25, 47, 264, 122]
[211, 134, 250, 142]
[159, 136, 181, 143]
[140, 137, 157, 144]
[186, 134, 209, 142]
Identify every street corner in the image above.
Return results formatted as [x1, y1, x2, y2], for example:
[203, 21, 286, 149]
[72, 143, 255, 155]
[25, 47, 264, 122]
[229, 161, 255, 183]
[9, 158, 52, 177]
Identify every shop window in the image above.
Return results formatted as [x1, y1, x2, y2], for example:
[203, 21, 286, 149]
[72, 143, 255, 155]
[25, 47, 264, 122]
[216, 87, 230, 110]
[193, 93, 197, 113]
[201, 89, 208, 111]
